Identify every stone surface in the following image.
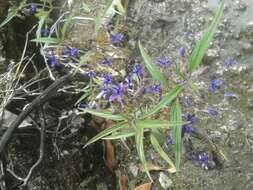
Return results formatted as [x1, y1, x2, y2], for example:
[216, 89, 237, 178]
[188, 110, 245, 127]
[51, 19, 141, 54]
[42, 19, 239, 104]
[159, 172, 173, 189]
[129, 163, 139, 177]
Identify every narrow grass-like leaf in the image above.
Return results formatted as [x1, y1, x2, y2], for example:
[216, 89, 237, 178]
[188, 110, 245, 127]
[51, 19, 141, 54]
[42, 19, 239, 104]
[75, 91, 91, 106]
[114, 0, 126, 15]
[138, 41, 167, 85]
[150, 134, 176, 173]
[82, 2, 91, 13]
[141, 85, 183, 119]
[135, 124, 152, 180]
[95, 0, 113, 33]
[35, 11, 48, 40]
[75, 85, 91, 106]
[30, 37, 59, 44]
[151, 129, 166, 146]
[102, 128, 135, 140]
[79, 109, 127, 121]
[0, 11, 17, 28]
[188, 0, 224, 72]
[0, 0, 27, 28]
[171, 100, 182, 170]
[189, 81, 201, 96]
[137, 120, 183, 129]
[94, 14, 102, 34]
[83, 123, 127, 148]
[60, 13, 74, 40]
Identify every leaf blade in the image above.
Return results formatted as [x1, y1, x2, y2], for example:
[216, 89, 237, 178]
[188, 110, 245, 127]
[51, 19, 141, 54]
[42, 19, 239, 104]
[188, 0, 224, 72]
[102, 128, 136, 140]
[0, 11, 17, 28]
[30, 37, 59, 44]
[171, 100, 182, 170]
[137, 120, 183, 129]
[135, 124, 152, 180]
[79, 109, 127, 121]
[114, 0, 126, 15]
[0, 0, 27, 28]
[150, 134, 176, 173]
[138, 41, 167, 85]
[83, 123, 128, 148]
[141, 85, 183, 119]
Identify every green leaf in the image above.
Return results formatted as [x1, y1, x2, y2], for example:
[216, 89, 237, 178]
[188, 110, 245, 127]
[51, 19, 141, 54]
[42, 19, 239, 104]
[151, 129, 166, 146]
[79, 109, 127, 121]
[188, 0, 224, 72]
[135, 124, 152, 180]
[60, 13, 73, 40]
[0, 0, 27, 28]
[75, 92, 91, 106]
[150, 134, 176, 172]
[35, 12, 47, 40]
[0, 11, 17, 28]
[171, 100, 182, 171]
[102, 128, 135, 140]
[30, 37, 59, 44]
[189, 81, 201, 96]
[114, 0, 126, 15]
[141, 85, 183, 119]
[137, 120, 183, 129]
[83, 123, 127, 148]
[138, 41, 167, 85]
[75, 85, 91, 106]
[82, 2, 91, 13]
[94, 14, 102, 34]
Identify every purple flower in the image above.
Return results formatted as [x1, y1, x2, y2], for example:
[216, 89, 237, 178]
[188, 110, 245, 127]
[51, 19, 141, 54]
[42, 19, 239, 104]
[102, 87, 111, 99]
[101, 58, 113, 66]
[193, 152, 209, 170]
[207, 107, 218, 117]
[79, 103, 89, 109]
[185, 114, 198, 125]
[102, 74, 113, 85]
[47, 54, 60, 69]
[68, 47, 78, 57]
[148, 84, 162, 93]
[210, 78, 223, 92]
[63, 46, 78, 58]
[124, 75, 134, 87]
[224, 57, 236, 67]
[157, 57, 172, 67]
[87, 70, 96, 78]
[179, 47, 186, 57]
[133, 64, 142, 77]
[109, 83, 126, 107]
[185, 31, 194, 37]
[182, 114, 198, 137]
[224, 92, 237, 101]
[166, 134, 174, 147]
[111, 33, 125, 44]
[30, 4, 37, 14]
[182, 124, 195, 136]
[41, 28, 50, 37]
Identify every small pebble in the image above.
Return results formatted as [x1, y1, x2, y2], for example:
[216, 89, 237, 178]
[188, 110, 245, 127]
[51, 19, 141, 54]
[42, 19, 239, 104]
[159, 172, 173, 189]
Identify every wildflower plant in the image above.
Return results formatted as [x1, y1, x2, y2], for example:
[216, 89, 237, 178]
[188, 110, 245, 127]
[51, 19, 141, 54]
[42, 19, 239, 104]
[79, 0, 225, 179]
[79, 0, 224, 179]
[0, 0, 225, 180]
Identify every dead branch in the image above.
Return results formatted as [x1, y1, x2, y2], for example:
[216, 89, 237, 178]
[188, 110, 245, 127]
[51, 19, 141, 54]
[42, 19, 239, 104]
[0, 73, 73, 155]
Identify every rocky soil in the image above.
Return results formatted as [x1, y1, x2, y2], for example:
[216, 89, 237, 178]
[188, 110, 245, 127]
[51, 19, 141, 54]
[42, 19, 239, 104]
[0, 0, 253, 189]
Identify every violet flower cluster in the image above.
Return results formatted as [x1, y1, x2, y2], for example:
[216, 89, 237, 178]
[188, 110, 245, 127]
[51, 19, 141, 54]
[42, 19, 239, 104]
[192, 152, 209, 170]
[30, 4, 37, 14]
[45, 46, 79, 69]
[182, 114, 198, 137]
